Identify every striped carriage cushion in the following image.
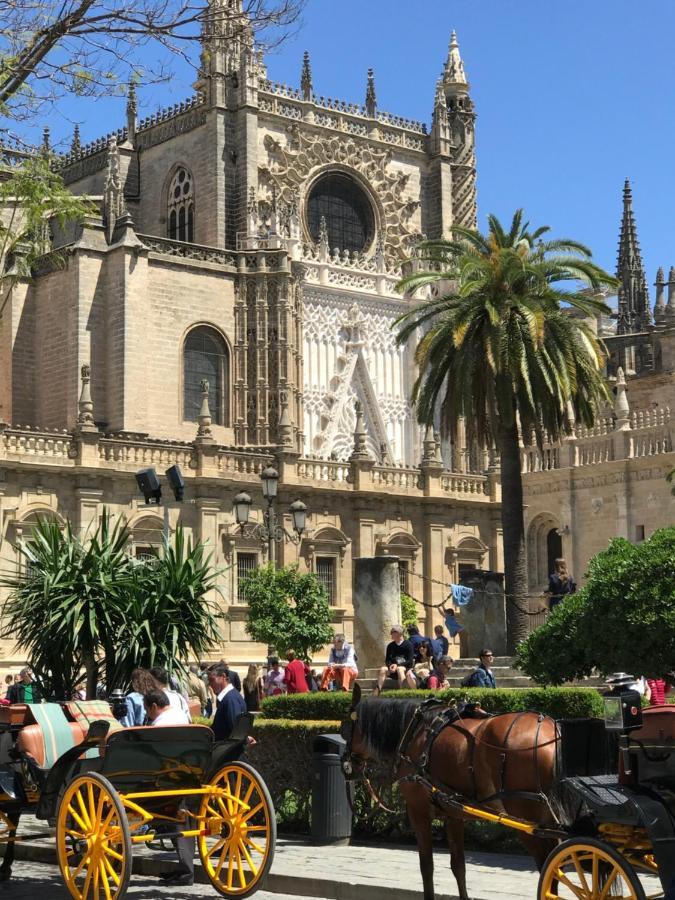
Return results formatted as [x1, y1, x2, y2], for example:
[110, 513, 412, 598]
[22, 704, 84, 768]
[66, 700, 123, 737]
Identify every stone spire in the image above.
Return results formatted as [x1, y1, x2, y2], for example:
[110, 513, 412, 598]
[196, 379, 214, 440]
[278, 389, 293, 445]
[77, 364, 98, 433]
[443, 30, 467, 85]
[300, 50, 313, 101]
[655, 267, 666, 322]
[71, 124, 81, 156]
[616, 179, 651, 333]
[103, 137, 126, 244]
[365, 68, 377, 117]
[197, 0, 256, 106]
[126, 82, 137, 144]
[668, 266, 675, 317]
[350, 400, 369, 460]
[41, 126, 51, 157]
[430, 78, 451, 156]
[614, 366, 630, 428]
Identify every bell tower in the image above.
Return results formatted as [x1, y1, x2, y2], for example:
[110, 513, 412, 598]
[442, 31, 477, 230]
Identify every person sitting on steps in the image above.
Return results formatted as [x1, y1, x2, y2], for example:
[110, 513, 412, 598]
[374, 625, 414, 696]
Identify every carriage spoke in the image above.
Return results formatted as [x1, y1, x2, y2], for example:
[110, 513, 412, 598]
[226, 843, 236, 890]
[598, 869, 619, 900]
[238, 839, 259, 876]
[206, 838, 226, 859]
[99, 861, 112, 900]
[68, 803, 89, 833]
[555, 870, 587, 899]
[571, 852, 591, 895]
[103, 845, 124, 863]
[243, 836, 265, 855]
[235, 846, 246, 888]
[241, 801, 264, 823]
[102, 853, 120, 887]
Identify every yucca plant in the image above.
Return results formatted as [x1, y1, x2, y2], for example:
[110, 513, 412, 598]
[396, 211, 617, 651]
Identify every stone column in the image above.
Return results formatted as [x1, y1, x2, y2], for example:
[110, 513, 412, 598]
[353, 556, 401, 675]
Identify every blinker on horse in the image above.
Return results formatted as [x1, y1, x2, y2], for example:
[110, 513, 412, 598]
[343, 684, 560, 900]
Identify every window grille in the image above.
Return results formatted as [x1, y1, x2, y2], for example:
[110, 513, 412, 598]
[315, 556, 336, 605]
[307, 173, 374, 254]
[398, 560, 409, 594]
[168, 167, 194, 242]
[183, 326, 228, 425]
[237, 553, 258, 602]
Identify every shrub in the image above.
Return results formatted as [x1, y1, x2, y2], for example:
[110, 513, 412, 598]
[260, 686, 605, 722]
[400, 593, 418, 631]
[517, 528, 675, 683]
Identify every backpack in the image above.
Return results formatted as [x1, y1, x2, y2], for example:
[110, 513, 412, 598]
[461, 669, 481, 688]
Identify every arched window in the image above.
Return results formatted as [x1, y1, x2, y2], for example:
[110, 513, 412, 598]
[183, 326, 228, 425]
[168, 167, 194, 242]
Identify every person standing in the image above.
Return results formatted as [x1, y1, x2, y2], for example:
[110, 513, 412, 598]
[207, 665, 247, 741]
[375, 625, 414, 695]
[263, 657, 285, 697]
[187, 664, 208, 715]
[320, 634, 358, 691]
[219, 660, 241, 693]
[7, 668, 42, 704]
[284, 650, 310, 694]
[242, 665, 263, 712]
[431, 624, 449, 661]
[547, 558, 576, 610]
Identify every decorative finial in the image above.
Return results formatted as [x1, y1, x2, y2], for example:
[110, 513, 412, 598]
[365, 68, 377, 117]
[196, 379, 213, 439]
[41, 126, 51, 156]
[614, 366, 630, 425]
[422, 425, 436, 462]
[77, 364, 97, 432]
[71, 124, 81, 156]
[443, 30, 467, 85]
[300, 50, 313, 101]
[104, 137, 126, 243]
[350, 400, 369, 460]
[126, 82, 138, 142]
[278, 390, 293, 446]
[668, 266, 675, 313]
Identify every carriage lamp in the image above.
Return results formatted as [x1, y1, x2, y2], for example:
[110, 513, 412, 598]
[289, 499, 308, 536]
[260, 466, 279, 500]
[233, 492, 253, 528]
[109, 688, 128, 721]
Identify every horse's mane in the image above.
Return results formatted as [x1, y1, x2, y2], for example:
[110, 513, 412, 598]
[356, 698, 425, 759]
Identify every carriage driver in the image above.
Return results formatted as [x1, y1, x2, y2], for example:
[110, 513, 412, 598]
[374, 625, 414, 696]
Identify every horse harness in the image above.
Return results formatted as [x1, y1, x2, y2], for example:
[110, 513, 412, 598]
[394, 698, 559, 824]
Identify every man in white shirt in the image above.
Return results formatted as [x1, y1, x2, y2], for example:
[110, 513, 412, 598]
[144, 690, 189, 726]
[149, 666, 191, 723]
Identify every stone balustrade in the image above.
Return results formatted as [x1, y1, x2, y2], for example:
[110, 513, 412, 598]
[0, 426, 75, 462]
[98, 436, 196, 470]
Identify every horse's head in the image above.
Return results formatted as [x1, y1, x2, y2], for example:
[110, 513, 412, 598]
[341, 683, 370, 780]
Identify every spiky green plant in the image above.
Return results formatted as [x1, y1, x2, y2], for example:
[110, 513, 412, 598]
[396, 210, 617, 651]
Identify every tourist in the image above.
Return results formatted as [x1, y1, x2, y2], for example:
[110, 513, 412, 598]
[243, 664, 263, 712]
[150, 667, 191, 722]
[646, 676, 669, 705]
[207, 664, 247, 741]
[121, 668, 156, 727]
[547, 558, 576, 610]
[284, 650, 310, 694]
[439, 605, 465, 640]
[428, 655, 454, 690]
[375, 625, 414, 695]
[431, 624, 449, 660]
[145, 689, 196, 887]
[407, 624, 428, 661]
[3, 675, 13, 700]
[187, 664, 207, 715]
[219, 659, 241, 693]
[320, 634, 358, 691]
[7, 667, 43, 704]
[264, 657, 285, 697]
[462, 650, 497, 689]
[407, 639, 435, 689]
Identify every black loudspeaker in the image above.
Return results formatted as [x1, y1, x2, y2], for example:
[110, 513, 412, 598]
[165, 464, 185, 502]
[135, 468, 161, 505]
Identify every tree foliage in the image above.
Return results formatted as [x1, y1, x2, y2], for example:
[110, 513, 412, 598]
[400, 592, 418, 632]
[516, 527, 675, 683]
[396, 210, 616, 650]
[0, 513, 222, 697]
[243, 563, 334, 662]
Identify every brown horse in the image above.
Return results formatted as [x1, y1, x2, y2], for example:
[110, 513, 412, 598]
[343, 685, 560, 900]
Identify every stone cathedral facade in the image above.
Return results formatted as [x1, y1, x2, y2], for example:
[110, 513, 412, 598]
[0, 11, 500, 665]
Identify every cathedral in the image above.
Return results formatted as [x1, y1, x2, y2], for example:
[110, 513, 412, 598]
[0, 5, 673, 666]
[0, 13, 500, 664]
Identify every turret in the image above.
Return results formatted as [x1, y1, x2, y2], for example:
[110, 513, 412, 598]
[440, 31, 476, 229]
[616, 179, 651, 333]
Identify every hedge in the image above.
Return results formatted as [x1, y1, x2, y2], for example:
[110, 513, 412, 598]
[260, 687, 605, 722]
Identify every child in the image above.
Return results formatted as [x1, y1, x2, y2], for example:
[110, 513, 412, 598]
[440, 605, 465, 639]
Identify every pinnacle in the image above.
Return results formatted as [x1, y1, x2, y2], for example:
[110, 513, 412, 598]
[443, 28, 467, 85]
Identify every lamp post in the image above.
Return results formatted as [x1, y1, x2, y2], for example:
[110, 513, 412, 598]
[233, 468, 308, 564]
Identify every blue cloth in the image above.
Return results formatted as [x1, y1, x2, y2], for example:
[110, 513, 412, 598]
[212, 688, 247, 741]
[121, 691, 146, 727]
[470, 665, 496, 689]
[444, 613, 465, 638]
[451, 584, 474, 606]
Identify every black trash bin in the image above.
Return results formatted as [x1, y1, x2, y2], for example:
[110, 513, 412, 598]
[311, 733, 352, 844]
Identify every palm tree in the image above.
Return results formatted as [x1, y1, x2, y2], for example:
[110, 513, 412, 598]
[396, 211, 617, 652]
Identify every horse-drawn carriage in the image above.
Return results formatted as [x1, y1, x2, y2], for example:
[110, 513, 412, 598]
[0, 700, 275, 898]
[344, 681, 675, 900]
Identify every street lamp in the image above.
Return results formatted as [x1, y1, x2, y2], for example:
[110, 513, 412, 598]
[232, 470, 308, 563]
[134, 465, 185, 542]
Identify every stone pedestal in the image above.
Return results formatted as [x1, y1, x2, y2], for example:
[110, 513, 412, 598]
[353, 556, 402, 675]
[458, 570, 507, 657]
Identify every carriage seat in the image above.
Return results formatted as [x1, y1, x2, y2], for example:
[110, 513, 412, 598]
[17, 721, 85, 767]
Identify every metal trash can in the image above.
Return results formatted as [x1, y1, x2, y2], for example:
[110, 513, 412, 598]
[311, 733, 352, 844]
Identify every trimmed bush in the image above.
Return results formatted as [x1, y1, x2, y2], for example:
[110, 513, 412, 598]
[260, 686, 605, 722]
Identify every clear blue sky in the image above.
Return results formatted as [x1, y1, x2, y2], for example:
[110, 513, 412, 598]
[39, 0, 675, 291]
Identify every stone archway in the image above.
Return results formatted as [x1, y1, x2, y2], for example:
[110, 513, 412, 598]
[527, 513, 561, 592]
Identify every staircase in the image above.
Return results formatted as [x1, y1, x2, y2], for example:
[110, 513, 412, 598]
[358, 657, 604, 694]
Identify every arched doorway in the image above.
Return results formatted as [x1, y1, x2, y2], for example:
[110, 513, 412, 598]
[546, 528, 562, 582]
[527, 514, 561, 591]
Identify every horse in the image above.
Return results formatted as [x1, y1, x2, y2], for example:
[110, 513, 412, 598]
[343, 684, 560, 900]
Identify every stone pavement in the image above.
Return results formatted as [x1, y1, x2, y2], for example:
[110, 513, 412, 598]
[3, 814, 544, 899]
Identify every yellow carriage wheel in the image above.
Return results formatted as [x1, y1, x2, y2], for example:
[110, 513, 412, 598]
[56, 772, 131, 900]
[198, 761, 276, 898]
[538, 838, 647, 900]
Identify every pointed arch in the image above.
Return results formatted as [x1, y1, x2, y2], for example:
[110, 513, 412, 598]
[182, 325, 229, 426]
[166, 164, 194, 242]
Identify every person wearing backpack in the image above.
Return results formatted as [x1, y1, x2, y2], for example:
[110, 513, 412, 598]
[461, 649, 496, 689]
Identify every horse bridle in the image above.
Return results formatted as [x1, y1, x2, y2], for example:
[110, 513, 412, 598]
[341, 708, 399, 816]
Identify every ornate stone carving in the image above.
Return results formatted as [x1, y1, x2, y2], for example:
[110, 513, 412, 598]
[259, 129, 422, 263]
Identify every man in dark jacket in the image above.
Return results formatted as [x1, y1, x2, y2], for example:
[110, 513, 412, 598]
[207, 664, 247, 741]
[375, 625, 414, 695]
[7, 668, 42, 704]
